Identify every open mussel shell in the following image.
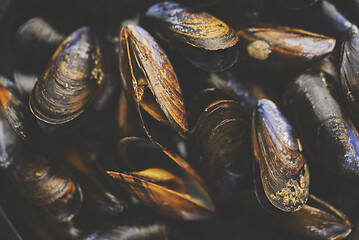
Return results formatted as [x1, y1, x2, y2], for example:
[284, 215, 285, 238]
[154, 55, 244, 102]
[8, 152, 83, 222]
[0, 76, 35, 143]
[237, 25, 336, 70]
[285, 69, 359, 180]
[119, 24, 188, 146]
[64, 144, 127, 215]
[252, 99, 309, 213]
[144, 1, 239, 71]
[29, 26, 104, 128]
[340, 25, 359, 128]
[107, 137, 215, 220]
[189, 89, 251, 202]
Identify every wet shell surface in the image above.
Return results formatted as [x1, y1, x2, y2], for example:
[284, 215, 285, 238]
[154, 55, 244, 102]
[252, 99, 309, 212]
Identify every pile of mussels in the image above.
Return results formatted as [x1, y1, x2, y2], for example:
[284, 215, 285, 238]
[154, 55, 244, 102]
[3, 0, 359, 239]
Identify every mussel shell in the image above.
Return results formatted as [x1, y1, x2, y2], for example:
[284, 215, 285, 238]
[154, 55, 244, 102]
[188, 88, 235, 129]
[29, 26, 104, 126]
[274, 0, 320, 10]
[15, 17, 65, 60]
[119, 24, 188, 145]
[319, 0, 353, 38]
[144, 1, 239, 71]
[108, 137, 215, 220]
[9, 153, 83, 222]
[237, 26, 336, 70]
[340, 25, 359, 128]
[82, 224, 169, 240]
[190, 89, 251, 202]
[0, 76, 35, 143]
[252, 99, 309, 213]
[279, 194, 352, 239]
[0, 113, 20, 168]
[285, 69, 359, 180]
[239, 190, 352, 240]
[81, 207, 173, 240]
[14, 17, 66, 96]
[65, 144, 127, 215]
[206, 72, 256, 111]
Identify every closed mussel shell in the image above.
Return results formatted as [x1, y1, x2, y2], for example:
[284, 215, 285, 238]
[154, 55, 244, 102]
[29, 26, 104, 128]
[280, 194, 352, 239]
[285, 69, 359, 180]
[14, 17, 66, 96]
[252, 99, 309, 213]
[206, 72, 256, 111]
[190, 89, 251, 202]
[119, 24, 188, 146]
[340, 25, 359, 128]
[144, 1, 239, 71]
[107, 137, 215, 220]
[9, 152, 83, 222]
[237, 26, 336, 70]
[239, 190, 352, 240]
[0, 76, 35, 143]
[15, 17, 65, 58]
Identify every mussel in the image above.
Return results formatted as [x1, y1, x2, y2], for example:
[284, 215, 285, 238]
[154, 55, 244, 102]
[107, 137, 215, 220]
[279, 194, 352, 239]
[340, 25, 359, 129]
[189, 88, 251, 202]
[65, 144, 127, 215]
[29, 26, 104, 130]
[237, 25, 336, 70]
[8, 152, 83, 222]
[252, 99, 309, 213]
[119, 24, 188, 147]
[285, 69, 359, 180]
[15, 17, 65, 58]
[82, 224, 169, 240]
[0, 204, 21, 240]
[0, 76, 35, 143]
[239, 190, 352, 240]
[205, 72, 256, 111]
[14, 17, 66, 96]
[274, 0, 320, 10]
[0, 113, 20, 168]
[144, 1, 239, 71]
